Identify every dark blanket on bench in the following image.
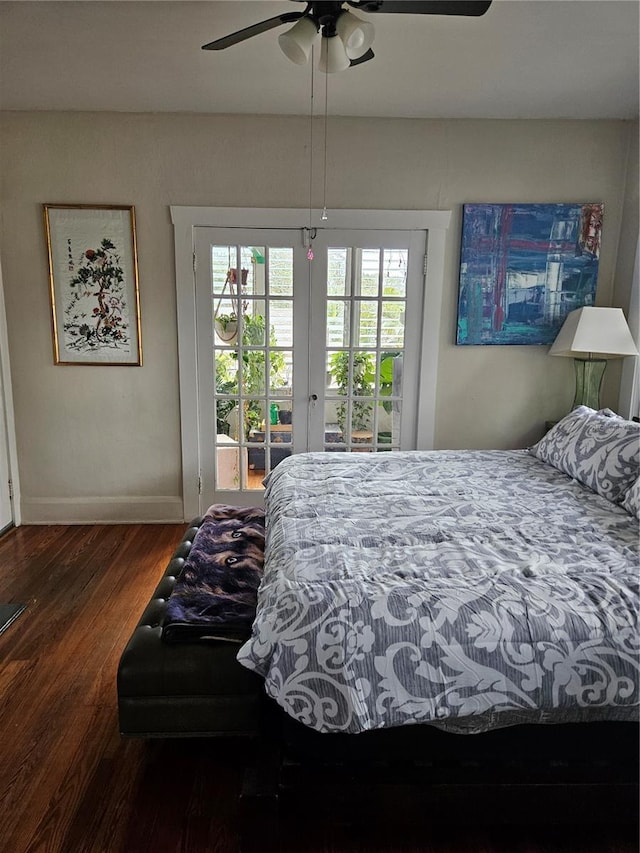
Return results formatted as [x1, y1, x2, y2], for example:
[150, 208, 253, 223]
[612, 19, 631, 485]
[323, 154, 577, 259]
[162, 505, 265, 644]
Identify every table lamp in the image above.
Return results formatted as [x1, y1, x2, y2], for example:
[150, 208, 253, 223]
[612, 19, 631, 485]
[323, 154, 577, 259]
[549, 306, 638, 410]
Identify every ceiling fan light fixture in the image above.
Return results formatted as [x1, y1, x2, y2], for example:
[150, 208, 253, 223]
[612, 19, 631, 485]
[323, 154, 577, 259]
[278, 16, 319, 65]
[336, 10, 375, 60]
[319, 33, 351, 73]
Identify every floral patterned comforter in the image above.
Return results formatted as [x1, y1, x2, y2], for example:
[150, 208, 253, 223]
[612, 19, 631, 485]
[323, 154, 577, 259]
[237, 450, 639, 734]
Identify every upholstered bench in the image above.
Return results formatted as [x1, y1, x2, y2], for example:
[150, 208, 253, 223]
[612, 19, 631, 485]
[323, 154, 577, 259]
[117, 517, 263, 738]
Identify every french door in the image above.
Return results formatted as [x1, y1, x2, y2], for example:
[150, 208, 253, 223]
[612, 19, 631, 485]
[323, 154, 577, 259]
[194, 225, 426, 510]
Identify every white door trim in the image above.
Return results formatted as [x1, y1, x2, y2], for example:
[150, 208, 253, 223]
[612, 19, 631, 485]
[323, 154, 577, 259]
[0, 258, 20, 527]
[171, 207, 451, 520]
[171, 207, 451, 231]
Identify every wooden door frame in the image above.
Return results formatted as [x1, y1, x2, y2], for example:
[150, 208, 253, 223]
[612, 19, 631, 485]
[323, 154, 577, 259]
[171, 207, 451, 520]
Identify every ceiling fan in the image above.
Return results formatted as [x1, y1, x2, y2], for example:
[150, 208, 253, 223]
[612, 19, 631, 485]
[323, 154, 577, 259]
[202, 1, 493, 73]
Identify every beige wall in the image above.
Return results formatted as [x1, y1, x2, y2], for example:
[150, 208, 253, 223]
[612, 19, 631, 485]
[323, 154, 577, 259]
[0, 112, 637, 522]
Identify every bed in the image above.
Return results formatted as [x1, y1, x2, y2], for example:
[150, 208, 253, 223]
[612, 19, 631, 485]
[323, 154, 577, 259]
[238, 408, 639, 735]
[118, 406, 639, 848]
[235, 406, 639, 845]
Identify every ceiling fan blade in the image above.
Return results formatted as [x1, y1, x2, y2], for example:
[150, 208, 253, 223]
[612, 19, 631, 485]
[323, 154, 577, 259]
[349, 48, 375, 68]
[202, 12, 303, 51]
[348, 1, 492, 15]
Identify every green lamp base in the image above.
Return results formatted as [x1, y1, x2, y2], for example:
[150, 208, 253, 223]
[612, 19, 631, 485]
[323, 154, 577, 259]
[572, 358, 607, 410]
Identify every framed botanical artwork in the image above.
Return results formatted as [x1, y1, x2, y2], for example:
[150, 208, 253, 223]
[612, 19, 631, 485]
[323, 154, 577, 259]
[456, 202, 604, 346]
[43, 204, 142, 365]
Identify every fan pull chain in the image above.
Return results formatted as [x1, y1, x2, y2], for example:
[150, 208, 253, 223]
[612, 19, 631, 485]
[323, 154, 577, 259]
[322, 66, 329, 221]
[307, 45, 315, 260]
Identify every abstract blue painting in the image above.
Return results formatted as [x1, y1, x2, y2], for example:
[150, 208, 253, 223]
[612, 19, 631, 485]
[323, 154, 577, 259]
[456, 203, 603, 346]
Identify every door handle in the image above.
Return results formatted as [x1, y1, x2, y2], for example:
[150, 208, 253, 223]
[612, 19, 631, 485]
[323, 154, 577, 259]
[309, 393, 318, 408]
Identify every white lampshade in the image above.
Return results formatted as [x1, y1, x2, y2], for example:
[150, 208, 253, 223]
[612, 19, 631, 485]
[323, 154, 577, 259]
[336, 10, 375, 60]
[278, 16, 319, 66]
[549, 306, 639, 359]
[319, 34, 351, 73]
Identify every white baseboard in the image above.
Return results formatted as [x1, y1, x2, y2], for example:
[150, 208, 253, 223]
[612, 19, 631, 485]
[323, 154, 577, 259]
[20, 496, 185, 524]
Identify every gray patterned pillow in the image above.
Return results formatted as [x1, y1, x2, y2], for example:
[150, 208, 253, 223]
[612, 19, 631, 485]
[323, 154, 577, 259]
[598, 408, 622, 418]
[529, 406, 640, 503]
[622, 477, 640, 520]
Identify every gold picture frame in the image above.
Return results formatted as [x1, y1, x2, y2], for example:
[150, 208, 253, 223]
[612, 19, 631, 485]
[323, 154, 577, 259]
[44, 204, 142, 365]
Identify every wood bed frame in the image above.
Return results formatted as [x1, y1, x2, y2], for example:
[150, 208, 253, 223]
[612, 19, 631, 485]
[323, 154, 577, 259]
[240, 704, 638, 852]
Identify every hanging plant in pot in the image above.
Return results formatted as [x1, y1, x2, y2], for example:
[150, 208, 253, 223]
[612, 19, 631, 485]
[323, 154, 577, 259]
[214, 312, 238, 343]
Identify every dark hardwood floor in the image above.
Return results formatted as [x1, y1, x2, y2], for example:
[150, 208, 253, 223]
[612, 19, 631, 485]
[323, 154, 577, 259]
[0, 523, 637, 853]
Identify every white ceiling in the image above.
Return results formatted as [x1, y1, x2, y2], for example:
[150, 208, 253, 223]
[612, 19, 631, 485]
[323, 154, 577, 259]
[0, 0, 638, 119]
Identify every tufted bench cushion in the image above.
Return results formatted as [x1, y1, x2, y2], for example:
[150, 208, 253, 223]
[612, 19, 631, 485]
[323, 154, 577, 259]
[117, 518, 263, 738]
